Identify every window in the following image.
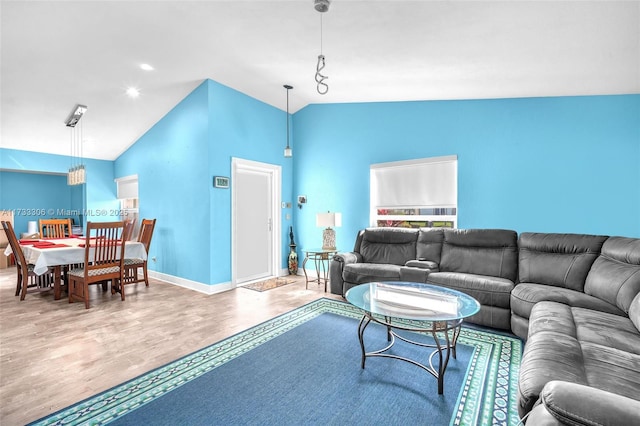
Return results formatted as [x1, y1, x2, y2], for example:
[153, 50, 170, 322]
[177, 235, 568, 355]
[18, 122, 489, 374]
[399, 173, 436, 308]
[370, 155, 457, 228]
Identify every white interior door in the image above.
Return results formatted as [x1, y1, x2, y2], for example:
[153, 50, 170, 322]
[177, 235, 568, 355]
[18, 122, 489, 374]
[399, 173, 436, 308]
[232, 158, 281, 285]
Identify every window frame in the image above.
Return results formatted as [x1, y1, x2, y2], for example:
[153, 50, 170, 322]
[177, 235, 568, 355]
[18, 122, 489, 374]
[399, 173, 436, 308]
[370, 155, 458, 229]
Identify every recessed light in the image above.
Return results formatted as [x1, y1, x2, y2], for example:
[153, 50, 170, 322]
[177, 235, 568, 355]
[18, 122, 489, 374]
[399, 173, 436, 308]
[126, 87, 140, 98]
[140, 63, 154, 71]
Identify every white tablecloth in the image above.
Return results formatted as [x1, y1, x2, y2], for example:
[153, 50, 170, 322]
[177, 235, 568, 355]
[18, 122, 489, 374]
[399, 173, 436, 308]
[4, 238, 147, 275]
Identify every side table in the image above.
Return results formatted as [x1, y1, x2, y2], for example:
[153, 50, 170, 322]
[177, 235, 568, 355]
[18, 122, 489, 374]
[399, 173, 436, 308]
[302, 248, 338, 292]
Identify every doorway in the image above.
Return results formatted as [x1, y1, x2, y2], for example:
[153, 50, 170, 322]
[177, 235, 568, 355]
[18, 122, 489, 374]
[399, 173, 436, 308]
[231, 158, 281, 286]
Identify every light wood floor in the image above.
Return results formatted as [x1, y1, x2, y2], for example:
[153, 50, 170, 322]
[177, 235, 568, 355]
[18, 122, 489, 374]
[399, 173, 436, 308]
[0, 267, 342, 425]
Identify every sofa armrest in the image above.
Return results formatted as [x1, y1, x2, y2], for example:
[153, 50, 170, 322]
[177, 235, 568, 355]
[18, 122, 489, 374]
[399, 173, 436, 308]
[399, 260, 439, 283]
[329, 252, 363, 295]
[333, 252, 362, 264]
[525, 381, 640, 426]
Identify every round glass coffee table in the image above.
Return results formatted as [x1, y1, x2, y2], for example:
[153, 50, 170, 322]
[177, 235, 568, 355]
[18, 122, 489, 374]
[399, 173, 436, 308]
[345, 281, 480, 394]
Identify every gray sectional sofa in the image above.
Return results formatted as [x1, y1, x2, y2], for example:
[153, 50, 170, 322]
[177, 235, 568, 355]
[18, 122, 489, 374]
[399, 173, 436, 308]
[329, 227, 640, 425]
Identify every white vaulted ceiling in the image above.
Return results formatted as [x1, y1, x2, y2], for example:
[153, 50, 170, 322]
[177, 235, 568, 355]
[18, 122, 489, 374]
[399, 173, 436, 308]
[1, 0, 638, 160]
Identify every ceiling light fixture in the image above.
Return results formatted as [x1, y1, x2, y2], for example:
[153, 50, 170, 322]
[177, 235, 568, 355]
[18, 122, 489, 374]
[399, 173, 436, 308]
[126, 87, 140, 98]
[284, 84, 293, 158]
[64, 104, 87, 128]
[65, 104, 87, 186]
[140, 63, 154, 71]
[314, 0, 330, 95]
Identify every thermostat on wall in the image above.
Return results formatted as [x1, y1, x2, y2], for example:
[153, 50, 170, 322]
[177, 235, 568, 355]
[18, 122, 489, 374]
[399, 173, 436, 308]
[213, 176, 229, 188]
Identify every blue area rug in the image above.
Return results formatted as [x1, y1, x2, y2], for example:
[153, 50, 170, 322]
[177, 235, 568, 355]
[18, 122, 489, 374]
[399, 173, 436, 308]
[31, 298, 522, 426]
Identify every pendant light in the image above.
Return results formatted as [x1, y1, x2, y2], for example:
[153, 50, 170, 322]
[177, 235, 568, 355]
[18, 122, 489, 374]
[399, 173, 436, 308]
[284, 84, 293, 158]
[64, 104, 87, 185]
[314, 0, 330, 95]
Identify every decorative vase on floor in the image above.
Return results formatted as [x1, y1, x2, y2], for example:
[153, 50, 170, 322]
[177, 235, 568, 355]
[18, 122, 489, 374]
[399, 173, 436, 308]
[288, 226, 298, 275]
[288, 244, 298, 275]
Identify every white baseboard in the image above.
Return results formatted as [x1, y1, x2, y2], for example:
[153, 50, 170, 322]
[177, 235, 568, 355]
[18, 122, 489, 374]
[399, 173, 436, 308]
[148, 268, 316, 295]
[148, 270, 234, 295]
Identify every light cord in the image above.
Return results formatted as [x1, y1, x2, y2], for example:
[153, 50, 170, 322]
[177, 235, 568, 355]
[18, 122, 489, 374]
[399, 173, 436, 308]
[320, 14, 323, 55]
[315, 13, 329, 94]
[286, 87, 290, 149]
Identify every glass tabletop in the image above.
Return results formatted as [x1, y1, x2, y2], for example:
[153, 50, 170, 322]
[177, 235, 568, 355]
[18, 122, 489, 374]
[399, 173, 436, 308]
[303, 248, 338, 254]
[345, 281, 480, 321]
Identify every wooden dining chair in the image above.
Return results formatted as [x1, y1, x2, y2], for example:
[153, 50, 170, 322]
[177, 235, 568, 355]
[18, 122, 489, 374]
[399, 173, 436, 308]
[119, 218, 156, 293]
[39, 218, 72, 238]
[122, 218, 135, 242]
[68, 221, 125, 309]
[2, 221, 55, 300]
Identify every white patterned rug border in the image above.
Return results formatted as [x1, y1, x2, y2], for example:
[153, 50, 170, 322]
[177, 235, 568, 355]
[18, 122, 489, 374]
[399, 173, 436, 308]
[31, 298, 522, 426]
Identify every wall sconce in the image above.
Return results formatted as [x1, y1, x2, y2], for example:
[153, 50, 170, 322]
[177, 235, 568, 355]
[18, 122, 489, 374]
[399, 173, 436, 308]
[316, 211, 342, 250]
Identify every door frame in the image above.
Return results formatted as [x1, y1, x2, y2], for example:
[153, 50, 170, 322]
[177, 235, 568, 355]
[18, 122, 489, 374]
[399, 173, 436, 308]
[231, 157, 282, 287]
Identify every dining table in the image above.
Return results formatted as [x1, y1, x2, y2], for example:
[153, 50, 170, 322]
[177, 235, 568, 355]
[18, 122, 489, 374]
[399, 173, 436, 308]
[4, 237, 147, 300]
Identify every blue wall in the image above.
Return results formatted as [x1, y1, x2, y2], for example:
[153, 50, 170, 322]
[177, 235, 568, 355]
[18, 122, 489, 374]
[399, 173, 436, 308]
[0, 148, 117, 229]
[206, 80, 293, 284]
[115, 81, 210, 284]
[291, 94, 640, 252]
[3, 92, 638, 286]
[115, 79, 293, 286]
[0, 171, 71, 234]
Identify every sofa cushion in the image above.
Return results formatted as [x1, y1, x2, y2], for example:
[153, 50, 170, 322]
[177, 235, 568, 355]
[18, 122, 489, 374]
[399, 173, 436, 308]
[519, 301, 640, 415]
[511, 283, 625, 321]
[519, 333, 587, 415]
[416, 228, 444, 263]
[518, 233, 607, 291]
[584, 236, 640, 314]
[359, 228, 418, 265]
[570, 340, 640, 403]
[343, 263, 401, 284]
[528, 302, 640, 354]
[427, 271, 514, 308]
[440, 229, 518, 281]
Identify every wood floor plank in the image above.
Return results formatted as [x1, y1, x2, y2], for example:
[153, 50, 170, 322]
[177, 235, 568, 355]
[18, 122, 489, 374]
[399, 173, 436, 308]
[0, 267, 341, 425]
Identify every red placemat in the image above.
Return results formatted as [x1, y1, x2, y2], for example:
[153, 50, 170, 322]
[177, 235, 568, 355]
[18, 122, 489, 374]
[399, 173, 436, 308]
[35, 244, 70, 249]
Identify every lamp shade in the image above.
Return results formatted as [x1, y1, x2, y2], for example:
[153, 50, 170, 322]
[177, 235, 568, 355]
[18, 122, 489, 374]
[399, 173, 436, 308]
[316, 212, 342, 228]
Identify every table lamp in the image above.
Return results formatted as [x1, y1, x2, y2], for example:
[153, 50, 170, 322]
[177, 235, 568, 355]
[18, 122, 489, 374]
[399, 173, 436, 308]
[316, 211, 342, 250]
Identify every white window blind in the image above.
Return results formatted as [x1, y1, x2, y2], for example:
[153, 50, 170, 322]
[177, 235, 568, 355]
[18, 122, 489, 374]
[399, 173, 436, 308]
[371, 155, 457, 208]
[115, 175, 138, 200]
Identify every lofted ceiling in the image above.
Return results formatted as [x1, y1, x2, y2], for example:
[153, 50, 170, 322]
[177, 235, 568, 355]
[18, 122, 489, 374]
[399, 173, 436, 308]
[1, 0, 638, 161]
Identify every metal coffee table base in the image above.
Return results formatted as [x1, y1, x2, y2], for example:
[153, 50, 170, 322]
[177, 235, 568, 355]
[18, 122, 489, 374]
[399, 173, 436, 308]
[357, 313, 463, 395]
